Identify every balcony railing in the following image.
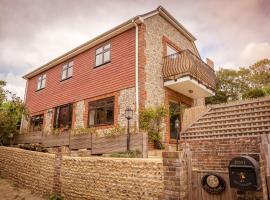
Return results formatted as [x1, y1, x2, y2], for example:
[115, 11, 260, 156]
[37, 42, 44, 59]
[162, 50, 216, 90]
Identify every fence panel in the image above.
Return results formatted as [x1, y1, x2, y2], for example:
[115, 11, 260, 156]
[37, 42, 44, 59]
[70, 134, 92, 150]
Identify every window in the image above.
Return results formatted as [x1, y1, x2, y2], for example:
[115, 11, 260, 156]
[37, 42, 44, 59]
[95, 43, 111, 67]
[37, 74, 46, 90]
[61, 61, 73, 81]
[54, 104, 73, 129]
[88, 97, 114, 126]
[166, 45, 177, 56]
[30, 114, 44, 131]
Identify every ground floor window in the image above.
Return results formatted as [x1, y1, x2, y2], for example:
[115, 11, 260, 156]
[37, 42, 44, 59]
[88, 97, 114, 127]
[169, 101, 190, 139]
[30, 114, 44, 131]
[54, 103, 73, 129]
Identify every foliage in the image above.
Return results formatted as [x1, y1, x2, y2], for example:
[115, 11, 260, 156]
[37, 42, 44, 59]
[49, 195, 64, 200]
[105, 150, 141, 158]
[242, 88, 266, 99]
[206, 59, 270, 104]
[139, 106, 167, 149]
[97, 125, 125, 137]
[0, 80, 28, 145]
[71, 127, 96, 135]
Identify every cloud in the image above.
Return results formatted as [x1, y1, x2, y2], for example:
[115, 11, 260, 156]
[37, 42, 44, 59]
[0, 0, 269, 99]
[240, 42, 270, 66]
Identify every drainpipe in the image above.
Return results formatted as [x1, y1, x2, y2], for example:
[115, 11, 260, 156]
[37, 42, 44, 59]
[133, 19, 139, 131]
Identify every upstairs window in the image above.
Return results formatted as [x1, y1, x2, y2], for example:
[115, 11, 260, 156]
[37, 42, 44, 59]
[30, 114, 44, 132]
[37, 74, 46, 91]
[54, 103, 73, 129]
[61, 61, 73, 81]
[88, 97, 114, 127]
[95, 43, 111, 67]
[166, 44, 177, 56]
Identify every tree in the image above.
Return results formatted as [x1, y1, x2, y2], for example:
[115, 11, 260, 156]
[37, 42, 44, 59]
[206, 59, 270, 104]
[0, 80, 28, 145]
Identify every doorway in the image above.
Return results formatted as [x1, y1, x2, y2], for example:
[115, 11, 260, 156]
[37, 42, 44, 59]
[169, 101, 189, 140]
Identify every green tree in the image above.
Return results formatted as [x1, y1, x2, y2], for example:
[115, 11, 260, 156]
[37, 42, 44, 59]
[206, 59, 270, 104]
[0, 80, 27, 145]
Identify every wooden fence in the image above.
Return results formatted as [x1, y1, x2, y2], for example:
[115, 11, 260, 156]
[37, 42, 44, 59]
[192, 170, 235, 200]
[13, 131, 147, 156]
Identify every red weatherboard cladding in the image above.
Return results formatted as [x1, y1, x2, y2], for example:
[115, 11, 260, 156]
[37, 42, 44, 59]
[26, 28, 136, 114]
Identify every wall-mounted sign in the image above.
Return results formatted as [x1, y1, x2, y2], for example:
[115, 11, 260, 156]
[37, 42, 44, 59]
[228, 156, 260, 191]
[201, 173, 226, 194]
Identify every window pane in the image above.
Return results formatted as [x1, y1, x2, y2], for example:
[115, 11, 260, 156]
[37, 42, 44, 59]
[104, 51, 110, 63]
[96, 47, 103, 55]
[61, 69, 67, 80]
[68, 61, 74, 67]
[89, 110, 95, 126]
[67, 66, 73, 78]
[95, 54, 103, 66]
[37, 81, 41, 90]
[96, 107, 105, 124]
[42, 74, 46, 79]
[104, 44, 111, 50]
[41, 78, 46, 88]
[167, 45, 177, 56]
[63, 64, 68, 70]
[106, 106, 114, 123]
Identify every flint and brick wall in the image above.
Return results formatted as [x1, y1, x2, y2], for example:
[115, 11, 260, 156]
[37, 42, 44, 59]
[0, 146, 163, 200]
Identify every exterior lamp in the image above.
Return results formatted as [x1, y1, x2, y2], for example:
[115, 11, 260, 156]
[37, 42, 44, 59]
[125, 107, 133, 151]
[175, 118, 180, 151]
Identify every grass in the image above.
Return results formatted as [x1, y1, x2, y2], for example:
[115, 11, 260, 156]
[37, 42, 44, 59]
[104, 150, 141, 158]
[49, 195, 64, 200]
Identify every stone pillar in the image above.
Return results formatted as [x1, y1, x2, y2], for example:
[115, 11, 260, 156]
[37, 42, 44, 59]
[161, 151, 189, 200]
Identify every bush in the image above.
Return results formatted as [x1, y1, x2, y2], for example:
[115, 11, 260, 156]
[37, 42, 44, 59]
[139, 106, 167, 149]
[49, 195, 64, 200]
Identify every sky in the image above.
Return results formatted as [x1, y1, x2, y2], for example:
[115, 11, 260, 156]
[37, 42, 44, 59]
[0, 0, 269, 99]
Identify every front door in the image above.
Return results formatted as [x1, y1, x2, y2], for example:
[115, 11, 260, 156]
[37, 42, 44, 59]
[169, 101, 190, 140]
[169, 101, 180, 139]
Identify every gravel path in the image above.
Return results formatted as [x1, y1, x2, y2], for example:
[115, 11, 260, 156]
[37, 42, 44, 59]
[0, 178, 45, 200]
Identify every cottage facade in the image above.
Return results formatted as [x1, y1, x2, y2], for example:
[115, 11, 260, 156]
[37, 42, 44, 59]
[21, 6, 216, 147]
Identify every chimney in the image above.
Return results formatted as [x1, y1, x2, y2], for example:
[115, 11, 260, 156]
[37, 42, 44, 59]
[206, 58, 214, 69]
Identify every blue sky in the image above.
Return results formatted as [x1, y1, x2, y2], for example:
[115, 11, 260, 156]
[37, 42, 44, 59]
[0, 0, 269, 99]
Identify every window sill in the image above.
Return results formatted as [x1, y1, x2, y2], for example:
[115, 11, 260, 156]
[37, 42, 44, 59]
[89, 123, 114, 129]
[60, 76, 72, 82]
[94, 61, 111, 69]
[36, 88, 45, 92]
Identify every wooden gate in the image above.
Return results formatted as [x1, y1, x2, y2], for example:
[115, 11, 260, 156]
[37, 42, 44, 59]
[191, 170, 236, 200]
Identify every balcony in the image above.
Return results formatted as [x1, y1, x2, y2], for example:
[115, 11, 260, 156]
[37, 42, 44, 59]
[162, 50, 216, 99]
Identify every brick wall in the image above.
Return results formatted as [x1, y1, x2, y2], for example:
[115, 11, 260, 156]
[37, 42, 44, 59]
[182, 136, 261, 171]
[0, 146, 163, 199]
[0, 146, 55, 195]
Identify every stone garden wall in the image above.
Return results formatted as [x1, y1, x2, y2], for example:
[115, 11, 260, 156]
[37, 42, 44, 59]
[0, 146, 164, 200]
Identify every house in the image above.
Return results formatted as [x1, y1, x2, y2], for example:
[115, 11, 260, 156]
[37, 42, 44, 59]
[20, 6, 216, 149]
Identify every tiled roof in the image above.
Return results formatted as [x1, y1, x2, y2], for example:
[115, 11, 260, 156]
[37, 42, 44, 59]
[182, 96, 270, 139]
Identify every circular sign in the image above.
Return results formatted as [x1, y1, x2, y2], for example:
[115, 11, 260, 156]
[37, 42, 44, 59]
[201, 173, 226, 194]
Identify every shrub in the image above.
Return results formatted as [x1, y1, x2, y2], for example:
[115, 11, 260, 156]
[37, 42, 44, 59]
[139, 106, 167, 149]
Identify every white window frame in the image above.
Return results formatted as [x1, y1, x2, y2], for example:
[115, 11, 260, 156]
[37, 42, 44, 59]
[95, 43, 111, 67]
[61, 61, 73, 81]
[37, 74, 46, 91]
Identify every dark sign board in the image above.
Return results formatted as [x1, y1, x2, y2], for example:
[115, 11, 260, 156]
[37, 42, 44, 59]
[229, 156, 260, 191]
[201, 173, 226, 194]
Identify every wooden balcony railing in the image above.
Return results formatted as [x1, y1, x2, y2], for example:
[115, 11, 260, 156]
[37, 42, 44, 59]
[162, 50, 216, 90]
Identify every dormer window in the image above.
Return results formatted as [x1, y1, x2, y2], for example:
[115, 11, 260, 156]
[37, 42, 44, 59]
[61, 61, 73, 81]
[95, 43, 111, 67]
[37, 74, 46, 91]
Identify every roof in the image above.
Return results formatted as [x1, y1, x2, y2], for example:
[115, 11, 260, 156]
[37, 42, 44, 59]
[23, 6, 197, 79]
